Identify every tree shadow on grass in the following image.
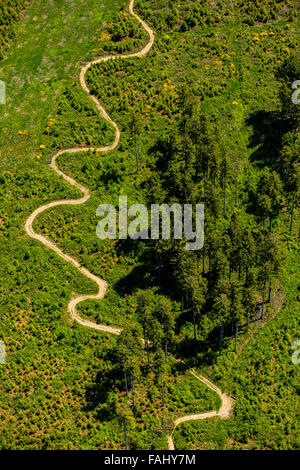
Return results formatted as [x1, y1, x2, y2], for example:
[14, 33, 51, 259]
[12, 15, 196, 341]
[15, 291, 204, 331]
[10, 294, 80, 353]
[114, 238, 167, 296]
[114, 263, 148, 296]
[246, 110, 288, 170]
[84, 353, 121, 421]
[175, 328, 220, 368]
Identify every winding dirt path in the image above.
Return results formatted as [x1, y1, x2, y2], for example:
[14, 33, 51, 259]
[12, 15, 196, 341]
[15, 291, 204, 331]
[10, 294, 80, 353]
[167, 370, 234, 450]
[24, 0, 234, 450]
[25, 0, 153, 335]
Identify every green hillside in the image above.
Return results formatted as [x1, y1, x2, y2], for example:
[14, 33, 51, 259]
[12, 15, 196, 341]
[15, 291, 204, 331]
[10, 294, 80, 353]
[0, 0, 299, 450]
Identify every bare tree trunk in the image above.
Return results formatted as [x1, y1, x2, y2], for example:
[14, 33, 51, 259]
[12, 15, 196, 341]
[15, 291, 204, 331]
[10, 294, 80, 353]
[164, 340, 168, 363]
[192, 307, 197, 341]
[161, 373, 165, 407]
[268, 282, 271, 303]
[290, 195, 295, 232]
[235, 323, 238, 352]
[124, 421, 128, 450]
[197, 251, 200, 273]
[234, 175, 238, 207]
[219, 320, 224, 355]
[261, 279, 266, 320]
[124, 365, 128, 396]
[135, 139, 139, 173]
[132, 380, 135, 410]
[146, 338, 150, 367]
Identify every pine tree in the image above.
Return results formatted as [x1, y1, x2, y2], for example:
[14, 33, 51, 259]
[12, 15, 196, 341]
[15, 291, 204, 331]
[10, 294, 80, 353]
[279, 131, 300, 232]
[213, 281, 231, 354]
[156, 297, 175, 361]
[116, 397, 135, 450]
[153, 348, 167, 407]
[129, 111, 143, 172]
[136, 289, 153, 366]
[116, 324, 143, 407]
[256, 169, 284, 231]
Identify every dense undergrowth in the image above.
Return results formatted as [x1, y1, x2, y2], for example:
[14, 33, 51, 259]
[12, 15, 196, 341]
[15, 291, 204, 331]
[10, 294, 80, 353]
[0, 0, 29, 59]
[174, 251, 300, 450]
[0, 0, 299, 450]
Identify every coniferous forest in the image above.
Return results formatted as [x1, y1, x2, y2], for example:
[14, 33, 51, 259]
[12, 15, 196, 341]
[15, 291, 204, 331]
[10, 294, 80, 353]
[0, 0, 299, 452]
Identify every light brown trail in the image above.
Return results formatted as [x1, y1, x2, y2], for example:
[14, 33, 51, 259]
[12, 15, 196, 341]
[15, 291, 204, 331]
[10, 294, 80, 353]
[167, 370, 234, 450]
[24, 0, 234, 449]
[25, 0, 154, 335]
